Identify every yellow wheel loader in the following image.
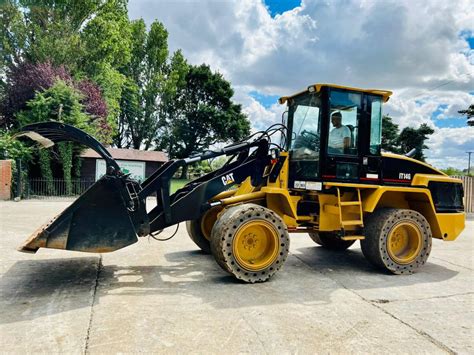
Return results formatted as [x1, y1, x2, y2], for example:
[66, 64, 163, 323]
[16, 84, 466, 283]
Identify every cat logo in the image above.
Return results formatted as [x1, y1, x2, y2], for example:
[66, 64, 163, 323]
[222, 173, 235, 186]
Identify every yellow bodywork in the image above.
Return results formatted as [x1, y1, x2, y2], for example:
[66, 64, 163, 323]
[214, 152, 465, 242]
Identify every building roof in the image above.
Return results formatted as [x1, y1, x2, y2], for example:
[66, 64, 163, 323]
[81, 148, 168, 162]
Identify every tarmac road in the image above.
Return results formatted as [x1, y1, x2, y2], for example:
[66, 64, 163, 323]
[0, 200, 472, 354]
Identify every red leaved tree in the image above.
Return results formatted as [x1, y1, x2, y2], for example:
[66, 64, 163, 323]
[1, 61, 109, 136]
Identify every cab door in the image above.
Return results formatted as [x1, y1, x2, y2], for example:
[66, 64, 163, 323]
[287, 92, 323, 187]
[322, 89, 362, 182]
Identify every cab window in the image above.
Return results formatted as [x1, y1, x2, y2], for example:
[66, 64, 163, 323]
[368, 96, 382, 155]
[290, 93, 321, 154]
[328, 90, 361, 156]
[288, 92, 321, 179]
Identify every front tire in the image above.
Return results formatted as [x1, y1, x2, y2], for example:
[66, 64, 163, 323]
[186, 207, 221, 253]
[210, 204, 289, 283]
[361, 208, 432, 274]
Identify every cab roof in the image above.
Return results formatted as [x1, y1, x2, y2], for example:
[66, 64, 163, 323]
[278, 83, 393, 104]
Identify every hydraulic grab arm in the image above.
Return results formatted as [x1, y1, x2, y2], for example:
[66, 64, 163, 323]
[16, 122, 272, 253]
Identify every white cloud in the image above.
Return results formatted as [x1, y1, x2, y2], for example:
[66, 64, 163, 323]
[385, 90, 473, 127]
[129, 0, 473, 89]
[128, 0, 474, 169]
[233, 86, 284, 132]
[383, 89, 473, 169]
[426, 127, 474, 170]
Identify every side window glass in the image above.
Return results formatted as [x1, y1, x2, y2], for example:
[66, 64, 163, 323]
[328, 91, 361, 156]
[289, 93, 321, 179]
[290, 94, 321, 156]
[369, 97, 382, 155]
[291, 105, 320, 152]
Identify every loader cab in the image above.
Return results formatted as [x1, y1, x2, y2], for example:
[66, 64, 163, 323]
[281, 84, 392, 188]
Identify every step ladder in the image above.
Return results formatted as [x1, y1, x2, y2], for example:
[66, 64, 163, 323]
[336, 187, 364, 241]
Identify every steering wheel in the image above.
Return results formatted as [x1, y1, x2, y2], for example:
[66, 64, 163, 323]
[301, 129, 318, 139]
[300, 130, 320, 150]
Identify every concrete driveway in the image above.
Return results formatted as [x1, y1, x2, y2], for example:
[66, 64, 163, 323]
[1, 200, 472, 354]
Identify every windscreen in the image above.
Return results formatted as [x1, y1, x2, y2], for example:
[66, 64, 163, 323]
[288, 92, 322, 180]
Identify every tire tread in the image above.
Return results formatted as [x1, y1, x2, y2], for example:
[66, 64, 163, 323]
[361, 208, 432, 274]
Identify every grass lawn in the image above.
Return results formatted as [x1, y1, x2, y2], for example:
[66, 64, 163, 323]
[170, 179, 192, 193]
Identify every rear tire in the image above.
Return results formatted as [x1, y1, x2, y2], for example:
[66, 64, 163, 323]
[361, 208, 432, 274]
[186, 207, 221, 253]
[309, 232, 356, 250]
[210, 204, 289, 283]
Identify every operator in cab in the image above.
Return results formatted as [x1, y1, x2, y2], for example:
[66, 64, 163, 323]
[328, 111, 351, 154]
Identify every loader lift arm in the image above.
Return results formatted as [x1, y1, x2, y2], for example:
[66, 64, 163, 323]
[143, 139, 270, 233]
[16, 122, 273, 253]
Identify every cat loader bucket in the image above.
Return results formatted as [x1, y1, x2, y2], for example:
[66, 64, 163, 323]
[15, 121, 271, 254]
[16, 122, 149, 253]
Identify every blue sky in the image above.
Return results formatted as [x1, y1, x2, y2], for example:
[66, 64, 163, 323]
[467, 37, 474, 49]
[429, 101, 472, 128]
[264, 0, 301, 17]
[128, 0, 474, 169]
[432, 116, 466, 129]
[248, 91, 280, 109]
[461, 30, 474, 49]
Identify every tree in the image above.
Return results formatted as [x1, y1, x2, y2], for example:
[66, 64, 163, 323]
[0, 0, 102, 70]
[157, 64, 251, 177]
[115, 20, 188, 149]
[0, 130, 32, 197]
[0, 61, 71, 128]
[17, 80, 94, 193]
[77, 0, 131, 137]
[80, 0, 130, 74]
[381, 115, 400, 153]
[0, 0, 130, 138]
[0, 129, 31, 161]
[17, 80, 89, 128]
[458, 104, 474, 127]
[75, 78, 111, 145]
[397, 124, 434, 162]
[382, 116, 434, 161]
[116, 19, 168, 149]
[381, 115, 434, 161]
[1, 61, 110, 141]
[0, 0, 136, 192]
[441, 167, 464, 176]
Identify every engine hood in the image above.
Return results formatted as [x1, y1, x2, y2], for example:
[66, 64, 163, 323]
[380, 152, 446, 184]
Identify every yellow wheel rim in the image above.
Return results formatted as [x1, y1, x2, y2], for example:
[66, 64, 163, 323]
[387, 222, 422, 264]
[200, 208, 221, 241]
[233, 220, 280, 271]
